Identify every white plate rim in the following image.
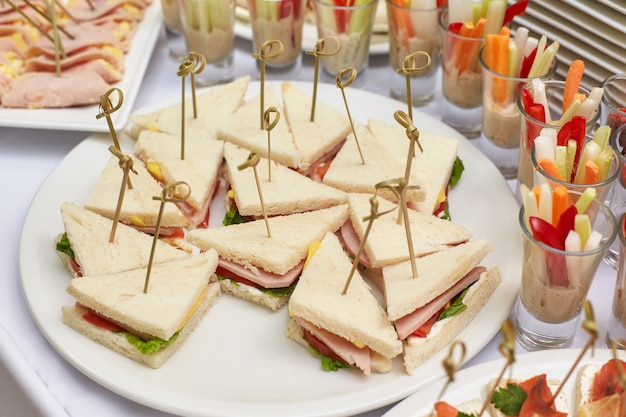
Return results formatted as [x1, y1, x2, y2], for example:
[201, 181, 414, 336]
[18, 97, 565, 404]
[0, 1, 162, 132]
[382, 348, 621, 417]
[19, 80, 521, 417]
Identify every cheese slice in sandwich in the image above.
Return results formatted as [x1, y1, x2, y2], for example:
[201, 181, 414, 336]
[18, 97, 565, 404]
[286, 232, 402, 375]
[85, 154, 189, 241]
[56, 202, 189, 277]
[135, 129, 224, 229]
[340, 192, 472, 274]
[223, 142, 347, 221]
[367, 118, 460, 216]
[186, 204, 349, 311]
[321, 123, 425, 205]
[62, 250, 221, 368]
[382, 239, 500, 375]
[125, 75, 250, 139]
[280, 82, 351, 178]
[217, 86, 300, 169]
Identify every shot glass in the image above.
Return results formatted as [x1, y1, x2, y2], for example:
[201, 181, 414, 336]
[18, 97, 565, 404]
[516, 190, 617, 350]
[179, 0, 236, 86]
[247, 0, 306, 80]
[602, 73, 626, 268]
[607, 213, 626, 349]
[531, 142, 619, 205]
[313, 0, 379, 88]
[162, 0, 187, 59]
[478, 46, 557, 179]
[386, 0, 444, 106]
[438, 6, 484, 138]
[516, 80, 599, 203]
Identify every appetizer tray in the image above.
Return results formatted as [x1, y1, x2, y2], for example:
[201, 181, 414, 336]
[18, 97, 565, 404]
[19, 81, 521, 417]
[383, 348, 620, 417]
[0, 0, 162, 132]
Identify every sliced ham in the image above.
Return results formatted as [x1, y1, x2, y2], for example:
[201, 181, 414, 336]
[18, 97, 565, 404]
[339, 220, 375, 270]
[294, 316, 371, 375]
[217, 258, 304, 289]
[25, 45, 124, 73]
[26, 23, 123, 58]
[299, 138, 347, 178]
[394, 266, 486, 340]
[175, 178, 220, 229]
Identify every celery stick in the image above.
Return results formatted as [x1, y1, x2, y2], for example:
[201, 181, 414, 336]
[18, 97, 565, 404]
[566, 139, 576, 182]
[596, 147, 614, 182]
[526, 34, 546, 78]
[507, 40, 517, 77]
[565, 230, 581, 279]
[197, 0, 211, 32]
[482, 0, 504, 35]
[574, 214, 592, 249]
[538, 183, 552, 224]
[347, 0, 375, 35]
[574, 187, 596, 214]
[316, 0, 338, 34]
[577, 87, 604, 120]
[593, 125, 611, 149]
[528, 40, 559, 78]
[555, 145, 567, 181]
[574, 141, 601, 184]
[555, 99, 581, 126]
[583, 230, 602, 251]
[472, 1, 482, 23]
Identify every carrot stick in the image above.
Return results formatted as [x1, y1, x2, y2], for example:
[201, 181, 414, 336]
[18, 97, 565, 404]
[584, 160, 599, 184]
[485, 31, 509, 105]
[389, 0, 413, 51]
[537, 158, 564, 181]
[532, 185, 541, 207]
[562, 59, 585, 115]
[455, 18, 485, 73]
[552, 186, 568, 227]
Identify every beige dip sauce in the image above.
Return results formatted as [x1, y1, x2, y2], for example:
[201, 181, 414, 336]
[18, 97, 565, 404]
[442, 67, 482, 108]
[318, 31, 369, 73]
[482, 99, 520, 149]
[389, 35, 439, 72]
[252, 17, 303, 66]
[184, 27, 234, 62]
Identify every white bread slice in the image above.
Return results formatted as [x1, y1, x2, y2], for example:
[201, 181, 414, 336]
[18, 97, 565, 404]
[217, 86, 299, 168]
[321, 124, 425, 204]
[187, 204, 349, 275]
[287, 232, 403, 367]
[57, 202, 188, 277]
[383, 239, 493, 321]
[347, 193, 472, 268]
[66, 250, 219, 341]
[280, 82, 351, 173]
[367, 118, 459, 215]
[85, 155, 189, 229]
[62, 282, 220, 368]
[403, 268, 501, 375]
[574, 363, 625, 417]
[223, 142, 347, 217]
[134, 129, 224, 216]
[125, 75, 250, 139]
[422, 398, 484, 417]
[487, 372, 568, 417]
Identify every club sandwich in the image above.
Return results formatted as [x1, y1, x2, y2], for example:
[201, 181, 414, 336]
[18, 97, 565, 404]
[286, 232, 402, 375]
[62, 250, 221, 368]
[186, 204, 349, 311]
[575, 359, 626, 417]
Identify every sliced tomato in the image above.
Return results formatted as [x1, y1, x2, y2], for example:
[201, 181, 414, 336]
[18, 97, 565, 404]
[314, 160, 332, 182]
[433, 401, 460, 417]
[591, 359, 626, 401]
[81, 310, 125, 332]
[302, 328, 345, 363]
[216, 266, 264, 290]
[411, 303, 448, 338]
[70, 258, 83, 277]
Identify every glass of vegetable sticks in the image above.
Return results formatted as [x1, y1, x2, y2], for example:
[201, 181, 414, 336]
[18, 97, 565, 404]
[247, 0, 307, 79]
[606, 124, 626, 269]
[438, 6, 485, 138]
[607, 213, 626, 348]
[516, 186, 617, 350]
[386, 0, 444, 106]
[179, 0, 236, 86]
[313, 0, 379, 88]
[478, 42, 557, 180]
[516, 80, 600, 203]
[163, 0, 188, 59]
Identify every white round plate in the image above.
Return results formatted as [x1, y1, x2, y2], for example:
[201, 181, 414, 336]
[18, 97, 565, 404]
[382, 348, 619, 417]
[19, 81, 521, 417]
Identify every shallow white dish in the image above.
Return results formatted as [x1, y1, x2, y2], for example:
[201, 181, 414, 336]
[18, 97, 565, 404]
[0, 1, 162, 132]
[19, 81, 521, 417]
[382, 348, 620, 417]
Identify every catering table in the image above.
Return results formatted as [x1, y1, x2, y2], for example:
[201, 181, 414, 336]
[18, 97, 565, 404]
[0, 27, 618, 417]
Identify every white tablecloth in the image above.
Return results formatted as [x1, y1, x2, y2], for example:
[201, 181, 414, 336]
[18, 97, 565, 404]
[0, 27, 618, 417]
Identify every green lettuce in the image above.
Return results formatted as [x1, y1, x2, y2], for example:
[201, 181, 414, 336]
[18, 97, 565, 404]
[124, 331, 180, 354]
[222, 203, 246, 226]
[306, 345, 350, 372]
[55, 233, 75, 259]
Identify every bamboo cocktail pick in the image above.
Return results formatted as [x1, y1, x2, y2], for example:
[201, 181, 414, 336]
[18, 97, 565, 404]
[252, 40, 284, 129]
[336, 67, 364, 164]
[45, 0, 63, 76]
[144, 181, 191, 293]
[342, 194, 395, 295]
[177, 52, 206, 160]
[396, 51, 431, 121]
[305, 37, 340, 122]
[238, 152, 271, 238]
[263, 106, 280, 182]
[429, 340, 466, 416]
[96, 87, 124, 150]
[4, 0, 61, 51]
[23, 0, 74, 39]
[107, 145, 138, 243]
[549, 299, 598, 406]
[394, 109, 423, 179]
[375, 178, 421, 278]
[478, 320, 516, 417]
